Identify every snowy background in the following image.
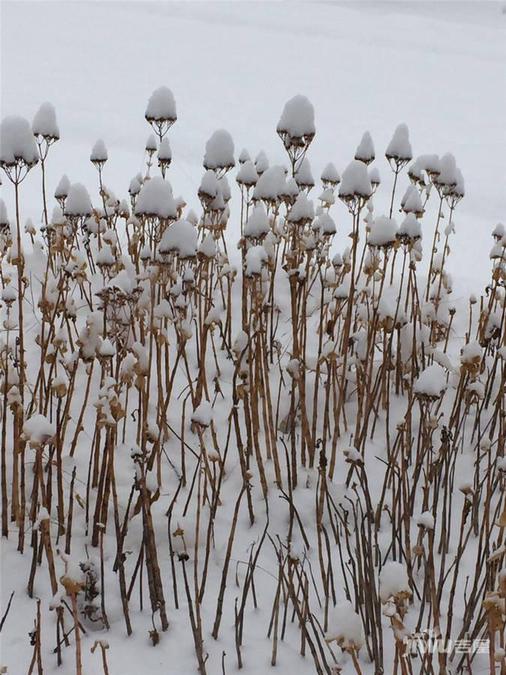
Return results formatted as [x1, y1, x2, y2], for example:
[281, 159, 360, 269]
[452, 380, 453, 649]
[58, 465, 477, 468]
[1, 0, 505, 292]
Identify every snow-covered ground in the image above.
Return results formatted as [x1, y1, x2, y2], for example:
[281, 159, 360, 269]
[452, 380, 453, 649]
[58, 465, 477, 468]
[1, 2, 506, 675]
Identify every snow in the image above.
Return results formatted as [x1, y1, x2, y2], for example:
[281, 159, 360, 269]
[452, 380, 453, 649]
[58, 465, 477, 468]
[22, 414, 55, 445]
[198, 232, 217, 258]
[416, 511, 435, 530]
[32, 102, 59, 140]
[401, 184, 424, 214]
[379, 561, 410, 602]
[135, 176, 177, 219]
[355, 131, 375, 164]
[435, 152, 458, 189]
[54, 173, 70, 199]
[414, 364, 447, 398]
[294, 157, 314, 189]
[191, 400, 213, 427]
[236, 159, 258, 187]
[339, 159, 372, 199]
[277, 94, 315, 140]
[385, 123, 412, 163]
[368, 215, 398, 247]
[245, 244, 268, 276]
[326, 601, 365, 650]
[90, 138, 108, 163]
[199, 169, 219, 199]
[203, 129, 235, 172]
[287, 192, 314, 224]
[0, 116, 39, 167]
[253, 165, 287, 203]
[145, 86, 177, 122]
[398, 213, 422, 241]
[321, 162, 340, 186]
[158, 137, 172, 162]
[159, 219, 198, 258]
[65, 182, 92, 217]
[244, 204, 270, 238]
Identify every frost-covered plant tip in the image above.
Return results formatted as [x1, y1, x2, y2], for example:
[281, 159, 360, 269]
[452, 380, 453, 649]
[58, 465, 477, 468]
[0, 87, 503, 675]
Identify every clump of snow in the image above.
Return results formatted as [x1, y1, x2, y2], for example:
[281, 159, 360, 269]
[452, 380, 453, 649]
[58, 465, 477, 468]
[287, 193, 314, 224]
[435, 153, 457, 189]
[277, 95, 315, 141]
[414, 364, 447, 398]
[145, 86, 177, 122]
[244, 205, 270, 238]
[22, 414, 55, 446]
[32, 102, 59, 140]
[236, 159, 258, 188]
[326, 601, 364, 650]
[90, 139, 108, 163]
[135, 177, 176, 219]
[321, 162, 340, 186]
[198, 232, 217, 258]
[203, 129, 235, 172]
[355, 131, 375, 164]
[54, 174, 70, 200]
[245, 245, 268, 276]
[255, 150, 269, 175]
[159, 219, 198, 258]
[191, 401, 213, 427]
[199, 170, 219, 200]
[0, 116, 39, 167]
[158, 138, 172, 162]
[416, 511, 435, 530]
[380, 561, 410, 601]
[339, 160, 372, 200]
[295, 157, 314, 189]
[401, 185, 424, 215]
[385, 123, 412, 163]
[368, 216, 398, 247]
[65, 183, 92, 217]
[254, 165, 286, 203]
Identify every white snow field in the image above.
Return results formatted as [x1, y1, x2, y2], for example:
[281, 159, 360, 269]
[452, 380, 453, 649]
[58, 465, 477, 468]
[1, 2, 506, 675]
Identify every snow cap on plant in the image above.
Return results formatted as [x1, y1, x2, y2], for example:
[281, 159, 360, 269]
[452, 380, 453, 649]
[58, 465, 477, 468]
[325, 600, 365, 650]
[236, 159, 258, 188]
[159, 219, 198, 258]
[65, 183, 92, 218]
[339, 159, 372, 203]
[320, 162, 340, 188]
[355, 130, 375, 165]
[414, 364, 447, 400]
[203, 129, 235, 174]
[368, 215, 398, 248]
[0, 116, 39, 171]
[244, 205, 270, 239]
[22, 414, 55, 447]
[254, 150, 269, 175]
[253, 165, 287, 206]
[385, 123, 412, 168]
[54, 174, 70, 207]
[277, 94, 315, 145]
[401, 184, 424, 217]
[135, 176, 177, 219]
[294, 157, 314, 191]
[32, 102, 60, 142]
[145, 86, 177, 139]
[90, 139, 108, 169]
[379, 561, 410, 602]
